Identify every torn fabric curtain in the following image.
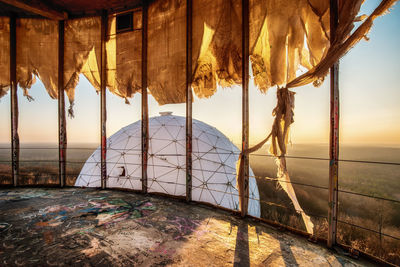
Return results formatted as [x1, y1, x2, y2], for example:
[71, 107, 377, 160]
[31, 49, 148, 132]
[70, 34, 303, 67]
[16, 18, 58, 100]
[0, 0, 395, 106]
[64, 17, 101, 106]
[192, 0, 242, 98]
[106, 11, 142, 101]
[249, 0, 332, 92]
[0, 17, 10, 98]
[287, 0, 397, 89]
[147, 0, 187, 105]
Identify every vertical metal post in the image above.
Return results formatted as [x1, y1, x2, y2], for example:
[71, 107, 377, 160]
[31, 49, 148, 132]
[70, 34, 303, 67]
[58, 20, 66, 187]
[100, 10, 108, 189]
[185, 0, 193, 202]
[240, 0, 250, 217]
[141, 1, 149, 193]
[328, 0, 339, 248]
[10, 15, 19, 187]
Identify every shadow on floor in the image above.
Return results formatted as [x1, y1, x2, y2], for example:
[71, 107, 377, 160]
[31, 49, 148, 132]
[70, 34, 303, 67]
[233, 222, 299, 267]
[279, 237, 299, 266]
[234, 222, 250, 267]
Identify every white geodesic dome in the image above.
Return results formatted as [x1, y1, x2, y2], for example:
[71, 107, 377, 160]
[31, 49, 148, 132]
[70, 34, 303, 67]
[75, 114, 260, 217]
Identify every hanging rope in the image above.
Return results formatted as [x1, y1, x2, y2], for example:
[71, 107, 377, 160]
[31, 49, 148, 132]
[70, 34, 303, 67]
[236, 87, 315, 234]
[68, 101, 75, 118]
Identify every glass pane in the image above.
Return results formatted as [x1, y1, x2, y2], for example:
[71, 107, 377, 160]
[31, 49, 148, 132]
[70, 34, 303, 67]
[337, 2, 400, 265]
[66, 76, 100, 186]
[18, 80, 58, 185]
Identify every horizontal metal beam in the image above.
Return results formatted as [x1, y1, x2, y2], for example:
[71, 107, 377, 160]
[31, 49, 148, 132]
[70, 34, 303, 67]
[0, 0, 67, 20]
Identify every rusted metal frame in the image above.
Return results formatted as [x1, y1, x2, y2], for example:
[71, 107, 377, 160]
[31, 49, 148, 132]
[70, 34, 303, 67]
[67, 6, 142, 19]
[100, 10, 108, 189]
[10, 14, 19, 187]
[185, 0, 193, 202]
[328, 0, 340, 248]
[240, 0, 250, 217]
[58, 20, 66, 187]
[0, 0, 67, 20]
[141, 1, 149, 193]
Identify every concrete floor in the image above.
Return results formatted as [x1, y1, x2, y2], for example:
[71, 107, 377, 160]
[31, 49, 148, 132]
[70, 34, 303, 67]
[0, 188, 375, 266]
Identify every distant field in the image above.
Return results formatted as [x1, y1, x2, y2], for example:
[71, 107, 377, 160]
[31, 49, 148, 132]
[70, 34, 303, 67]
[0, 142, 399, 264]
[250, 144, 400, 229]
[0, 143, 97, 186]
[249, 144, 400, 265]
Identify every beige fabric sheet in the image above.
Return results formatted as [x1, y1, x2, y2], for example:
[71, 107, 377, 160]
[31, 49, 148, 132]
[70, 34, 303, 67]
[64, 17, 101, 106]
[0, 0, 395, 106]
[288, 0, 396, 89]
[192, 0, 242, 98]
[16, 19, 58, 100]
[249, 0, 331, 92]
[106, 12, 142, 103]
[0, 17, 9, 98]
[147, 0, 187, 105]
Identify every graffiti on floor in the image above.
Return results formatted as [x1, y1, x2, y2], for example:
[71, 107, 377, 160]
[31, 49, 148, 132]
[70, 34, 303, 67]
[0, 188, 366, 266]
[0, 189, 161, 266]
[0, 189, 51, 201]
[167, 216, 203, 240]
[0, 222, 11, 232]
[35, 198, 157, 229]
[149, 241, 177, 256]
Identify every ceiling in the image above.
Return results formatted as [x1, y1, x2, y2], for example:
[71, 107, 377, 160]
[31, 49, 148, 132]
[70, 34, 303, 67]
[0, 0, 150, 19]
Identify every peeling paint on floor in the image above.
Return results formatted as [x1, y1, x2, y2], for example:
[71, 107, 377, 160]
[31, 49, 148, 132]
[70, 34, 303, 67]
[0, 188, 376, 266]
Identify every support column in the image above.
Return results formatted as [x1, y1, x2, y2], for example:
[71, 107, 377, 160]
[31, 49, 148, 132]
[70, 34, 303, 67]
[185, 0, 193, 202]
[240, 0, 250, 217]
[10, 15, 19, 187]
[100, 10, 108, 189]
[58, 20, 66, 187]
[328, 0, 340, 248]
[141, 2, 149, 193]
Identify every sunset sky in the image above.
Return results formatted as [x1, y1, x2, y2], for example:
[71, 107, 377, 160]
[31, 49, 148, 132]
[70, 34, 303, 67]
[0, 0, 399, 146]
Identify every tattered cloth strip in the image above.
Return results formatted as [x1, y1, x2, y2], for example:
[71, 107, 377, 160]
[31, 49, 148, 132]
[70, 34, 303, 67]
[269, 87, 295, 157]
[106, 12, 142, 103]
[0, 17, 10, 98]
[77, 0, 187, 105]
[275, 156, 314, 234]
[287, 0, 397, 88]
[269, 88, 314, 234]
[248, 0, 371, 92]
[192, 0, 242, 98]
[147, 0, 187, 105]
[249, 0, 330, 91]
[79, 13, 143, 105]
[235, 88, 315, 234]
[16, 19, 58, 101]
[64, 17, 101, 117]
